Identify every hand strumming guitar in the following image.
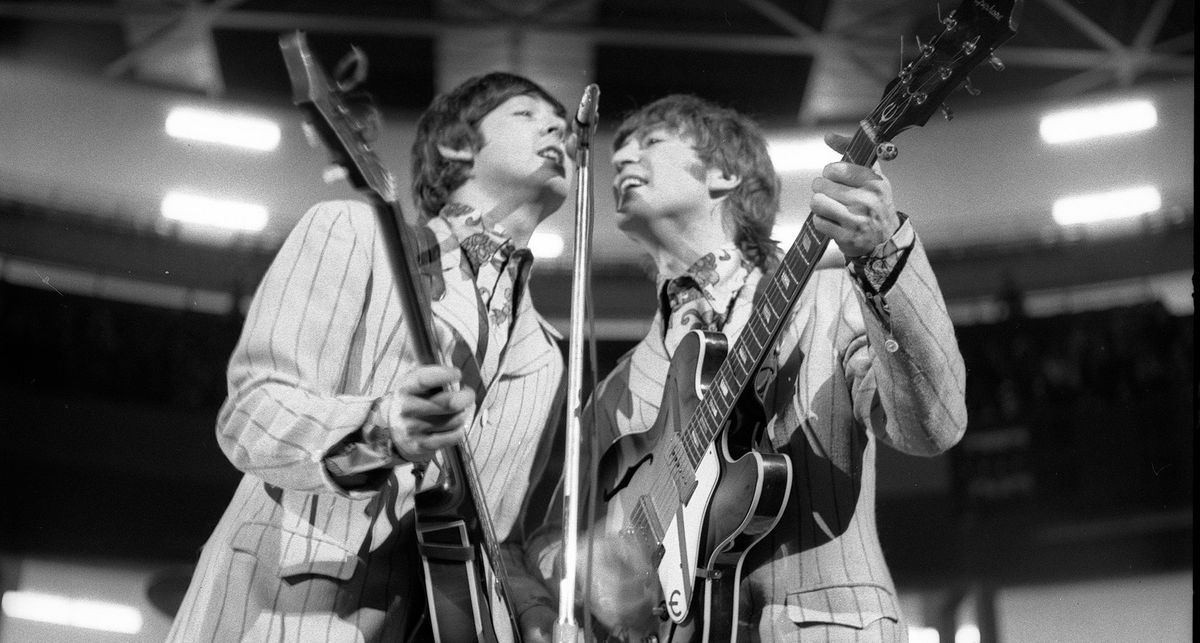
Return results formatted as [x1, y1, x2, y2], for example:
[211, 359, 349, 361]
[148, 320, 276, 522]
[371, 365, 476, 463]
[579, 530, 661, 640]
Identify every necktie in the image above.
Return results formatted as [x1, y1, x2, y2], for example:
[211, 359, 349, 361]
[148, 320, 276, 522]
[463, 233, 521, 382]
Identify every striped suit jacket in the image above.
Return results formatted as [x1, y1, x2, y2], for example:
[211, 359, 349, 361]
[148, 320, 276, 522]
[168, 200, 564, 642]
[582, 233, 966, 641]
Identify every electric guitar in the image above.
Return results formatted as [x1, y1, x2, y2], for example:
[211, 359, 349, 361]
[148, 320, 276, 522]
[279, 32, 520, 643]
[594, 1, 1022, 640]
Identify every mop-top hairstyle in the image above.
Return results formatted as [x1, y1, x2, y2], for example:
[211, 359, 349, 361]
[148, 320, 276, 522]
[411, 72, 566, 219]
[614, 94, 782, 270]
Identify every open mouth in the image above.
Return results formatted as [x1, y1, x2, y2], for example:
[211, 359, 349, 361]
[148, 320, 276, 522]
[537, 146, 565, 167]
[617, 175, 646, 194]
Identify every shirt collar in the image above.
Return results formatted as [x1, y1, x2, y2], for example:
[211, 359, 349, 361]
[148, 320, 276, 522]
[658, 244, 752, 319]
[438, 202, 519, 273]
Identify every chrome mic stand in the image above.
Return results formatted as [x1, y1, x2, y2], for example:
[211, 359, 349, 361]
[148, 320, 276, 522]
[555, 83, 599, 643]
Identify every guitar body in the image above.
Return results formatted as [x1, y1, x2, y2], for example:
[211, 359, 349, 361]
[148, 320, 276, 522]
[698, 417, 793, 642]
[596, 329, 792, 641]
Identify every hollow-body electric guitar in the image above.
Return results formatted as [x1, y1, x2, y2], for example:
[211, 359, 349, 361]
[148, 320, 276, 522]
[279, 32, 520, 643]
[594, 1, 1022, 640]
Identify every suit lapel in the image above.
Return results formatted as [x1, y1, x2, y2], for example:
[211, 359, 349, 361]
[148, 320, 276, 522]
[499, 286, 561, 377]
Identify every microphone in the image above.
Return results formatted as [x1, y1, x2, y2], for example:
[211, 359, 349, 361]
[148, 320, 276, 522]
[569, 84, 600, 159]
[575, 83, 600, 130]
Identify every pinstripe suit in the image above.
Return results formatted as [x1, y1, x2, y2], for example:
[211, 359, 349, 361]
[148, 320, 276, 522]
[168, 200, 564, 642]
[582, 231, 965, 641]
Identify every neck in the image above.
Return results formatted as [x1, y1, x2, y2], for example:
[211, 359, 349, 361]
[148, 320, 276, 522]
[624, 203, 734, 278]
[444, 183, 555, 248]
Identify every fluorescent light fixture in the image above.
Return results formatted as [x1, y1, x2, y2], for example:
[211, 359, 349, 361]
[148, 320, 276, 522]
[909, 626, 940, 643]
[1052, 185, 1161, 226]
[528, 232, 565, 259]
[768, 137, 840, 173]
[1039, 99, 1157, 144]
[2, 590, 143, 634]
[955, 624, 981, 643]
[166, 106, 282, 151]
[161, 191, 269, 232]
[773, 223, 802, 249]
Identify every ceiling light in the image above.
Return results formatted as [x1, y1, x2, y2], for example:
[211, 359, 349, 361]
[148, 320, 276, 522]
[1039, 99, 1157, 144]
[2, 590, 143, 634]
[1052, 185, 1161, 226]
[528, 232, 565, 259]
[768, 137, 841, 173]
[909, 626, 940, 643]
[161, 191, 269, 232]
[773, 223, 802, 248]
[165, 106, 282, 151]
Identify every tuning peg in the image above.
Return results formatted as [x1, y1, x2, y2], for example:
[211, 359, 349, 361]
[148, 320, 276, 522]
[988, 55, 1006, 71]
[940, 103, 955, 121]
[875, 141, 899, 161]
[915, 35, 934, 58]
[962, 77, 981, 96]
[334, 46, 369, 92]
[941, 9, 958, 30]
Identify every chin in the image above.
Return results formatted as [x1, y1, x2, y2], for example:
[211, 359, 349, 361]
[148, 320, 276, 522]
[536, 188, 568, 218]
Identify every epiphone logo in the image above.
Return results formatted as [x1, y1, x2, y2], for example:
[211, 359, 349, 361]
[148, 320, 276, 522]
[974, 0, 1003, 21]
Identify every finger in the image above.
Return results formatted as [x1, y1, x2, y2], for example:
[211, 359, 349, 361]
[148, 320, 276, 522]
[396, 388, 475, 418]
[811, 194, 861, 237]
[395, 365, 462, 394]
[824, 131, 851, 154]
[821, 161, 882, 188]
[406, 407, 472, 434]
[419, 426, 465, 451]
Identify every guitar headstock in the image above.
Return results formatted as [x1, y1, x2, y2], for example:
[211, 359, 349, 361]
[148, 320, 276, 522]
[867, 0, 1021, 143]
[279, 31, 398, 202]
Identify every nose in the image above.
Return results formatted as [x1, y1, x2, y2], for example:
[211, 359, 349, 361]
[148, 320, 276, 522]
[544, 115, 567, 140]
[612, 139, 638, 170]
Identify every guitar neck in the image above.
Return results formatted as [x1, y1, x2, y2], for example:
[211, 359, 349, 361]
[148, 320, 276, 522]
[678, 125, 883, 466]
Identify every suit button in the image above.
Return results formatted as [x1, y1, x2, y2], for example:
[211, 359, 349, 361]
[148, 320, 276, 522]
[884, 338, 899, 353]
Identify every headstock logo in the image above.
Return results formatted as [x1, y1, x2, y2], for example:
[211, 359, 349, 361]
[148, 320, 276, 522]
[974, 0, 1002, 21]
[880, 102, 899, 122]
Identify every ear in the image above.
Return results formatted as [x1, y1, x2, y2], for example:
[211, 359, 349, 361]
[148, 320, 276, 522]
[706, 168, 742, 193]
[437, 143, 474, 163]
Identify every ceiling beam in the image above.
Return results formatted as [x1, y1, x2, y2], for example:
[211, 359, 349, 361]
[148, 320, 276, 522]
[2, 2, 1192, 74]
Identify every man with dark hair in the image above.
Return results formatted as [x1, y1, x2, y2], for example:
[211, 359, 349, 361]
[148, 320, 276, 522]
[525, 93, 966, 641]
[168, 71, 570, 642]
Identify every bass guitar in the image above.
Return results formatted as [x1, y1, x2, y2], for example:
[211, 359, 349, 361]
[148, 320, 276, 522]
[279, 32, 520, 643]
[594, 1, 1021, 640]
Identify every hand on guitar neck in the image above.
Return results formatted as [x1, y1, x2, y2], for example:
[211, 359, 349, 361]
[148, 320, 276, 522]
[810, 132, 901, 259]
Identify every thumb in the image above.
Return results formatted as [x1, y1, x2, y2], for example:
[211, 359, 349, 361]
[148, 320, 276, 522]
[824, 131, 851, 155]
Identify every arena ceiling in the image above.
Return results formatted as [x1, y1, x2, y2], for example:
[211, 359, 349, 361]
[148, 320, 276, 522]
[0, 0, 1193, 125]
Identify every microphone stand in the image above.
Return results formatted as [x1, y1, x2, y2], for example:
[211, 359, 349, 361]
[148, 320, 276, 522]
[554, 83, 599, 643]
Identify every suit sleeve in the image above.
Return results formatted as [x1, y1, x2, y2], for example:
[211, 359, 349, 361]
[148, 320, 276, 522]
[215, 200, 392, 495]
[842, 229, 968, 456]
